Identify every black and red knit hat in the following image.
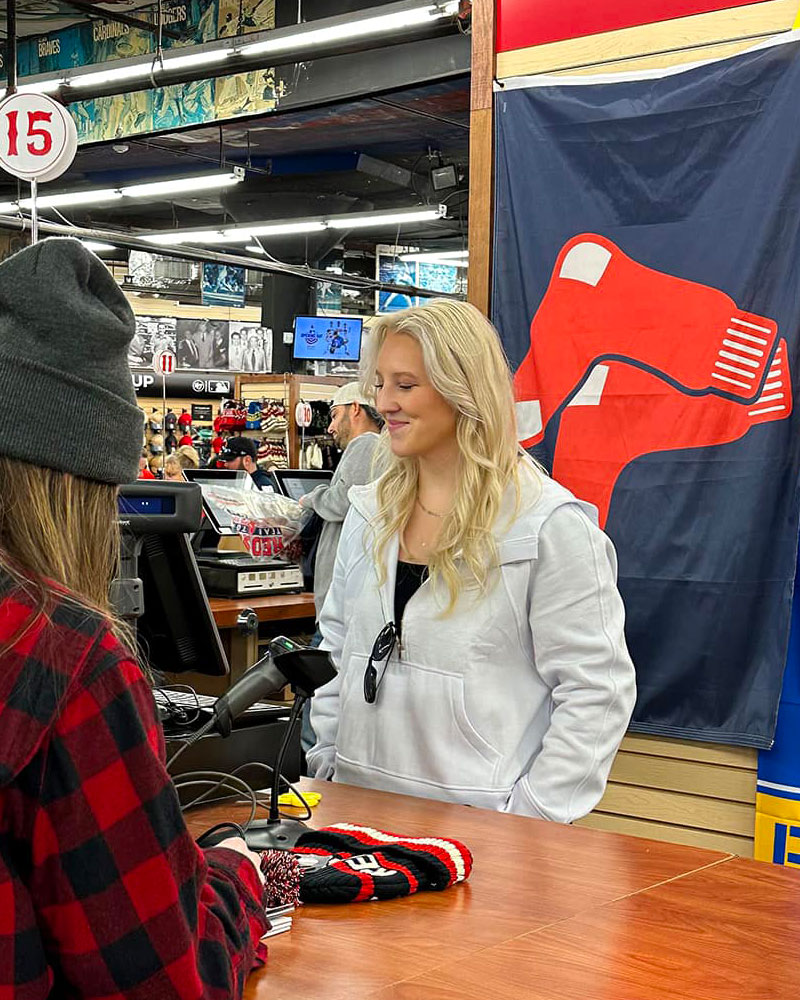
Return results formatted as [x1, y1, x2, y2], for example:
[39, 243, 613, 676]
[292, 823, 472, 904]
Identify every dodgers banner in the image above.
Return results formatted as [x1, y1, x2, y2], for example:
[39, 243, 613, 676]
[493, 36, 800, 747]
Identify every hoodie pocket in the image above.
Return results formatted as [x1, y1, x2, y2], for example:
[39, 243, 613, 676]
[337, 653, 502, 789]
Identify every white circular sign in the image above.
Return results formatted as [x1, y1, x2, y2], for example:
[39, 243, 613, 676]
[295, 401, 312, 428]
[0, 92, 77, 183]
[153, 349, 177, 375]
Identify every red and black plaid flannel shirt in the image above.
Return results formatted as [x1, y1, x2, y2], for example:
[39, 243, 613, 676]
[0, 577, 269, 998]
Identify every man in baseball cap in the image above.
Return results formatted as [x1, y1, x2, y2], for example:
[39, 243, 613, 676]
[219, 436, 274, 490]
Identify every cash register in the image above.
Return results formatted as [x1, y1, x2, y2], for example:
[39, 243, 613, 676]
[113, 480, 300, 788]
[183, 468, 304, 598]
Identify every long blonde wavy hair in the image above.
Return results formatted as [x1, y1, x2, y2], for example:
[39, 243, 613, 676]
[0, 457, 132, 660]
[362, 298, 533, 613]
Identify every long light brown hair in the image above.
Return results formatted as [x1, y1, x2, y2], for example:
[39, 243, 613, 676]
[362, 299, 536, 613]
[0, 456, 131, 659]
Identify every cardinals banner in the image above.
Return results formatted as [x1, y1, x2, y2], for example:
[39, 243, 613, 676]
[493, 36, 800, 747]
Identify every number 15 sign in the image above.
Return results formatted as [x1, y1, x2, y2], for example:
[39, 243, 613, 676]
[0, 92, 77, 184]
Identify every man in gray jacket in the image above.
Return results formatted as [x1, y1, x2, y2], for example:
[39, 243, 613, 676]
[300, 381, 383, 618]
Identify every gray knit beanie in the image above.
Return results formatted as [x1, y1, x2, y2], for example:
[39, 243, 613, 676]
[0, 237, 141, 484]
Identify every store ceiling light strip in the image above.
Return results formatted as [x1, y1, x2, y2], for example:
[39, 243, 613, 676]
[143, 206, 447, 246]
[400, 249, 469, 262]
[240, 3, 458, 56]
[0, 171, 243, 214]
[7, 1, 458, 96]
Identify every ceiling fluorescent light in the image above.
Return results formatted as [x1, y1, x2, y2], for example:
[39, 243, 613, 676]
[81, 240, 116, 252]
[162, 49, 230, 71]
[122, 171, 243, 198]
[0, 202, 19, 214]
[246, 244, 266, 253]
[144, 205, 444, 245]
[18, 188, 122, 210]
[144, 230, 235, 246]
[402, 254, 469, 267]
[70, 62, 153, 88]
[400, 249, 468, 263]
[240, 4, 448, 56]
[248, 221, 327, 236]
[70, 46, 229, 88]
[326, 207, 445, 229]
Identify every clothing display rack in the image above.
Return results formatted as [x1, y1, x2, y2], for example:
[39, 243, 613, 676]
[235, 373, 350, 468]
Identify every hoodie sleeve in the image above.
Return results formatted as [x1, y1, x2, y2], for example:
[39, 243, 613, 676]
[505, 503, 636, 824]
[307, 506, 365, 778]
[23, 626, 269, 1000]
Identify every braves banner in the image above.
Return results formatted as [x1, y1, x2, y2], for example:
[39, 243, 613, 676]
[493, 36, 800, 747]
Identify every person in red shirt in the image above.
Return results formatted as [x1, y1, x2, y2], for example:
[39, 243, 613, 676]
[137, 452, 156, 479]
[0, 239, 269, 998]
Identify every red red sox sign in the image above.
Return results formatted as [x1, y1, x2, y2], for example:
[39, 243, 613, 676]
[0, 92, 78, 183]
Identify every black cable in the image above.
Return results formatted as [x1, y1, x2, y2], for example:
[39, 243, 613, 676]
[173, 772, 258, 828]
[196, 821, 246, 848]
[166, 714, 216, 771]
[228, 760, 313, 823]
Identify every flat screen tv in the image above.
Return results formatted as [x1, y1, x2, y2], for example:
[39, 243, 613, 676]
[293, 315, 362, 362]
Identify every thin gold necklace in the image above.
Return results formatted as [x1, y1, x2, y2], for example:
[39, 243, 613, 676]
[416, 496, 451, 518]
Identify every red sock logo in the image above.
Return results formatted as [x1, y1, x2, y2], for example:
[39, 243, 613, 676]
[514, 235, 780, 447]
[552, 340, 792, 526]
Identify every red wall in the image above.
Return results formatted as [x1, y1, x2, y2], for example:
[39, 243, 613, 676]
[496, 1, 773, 53]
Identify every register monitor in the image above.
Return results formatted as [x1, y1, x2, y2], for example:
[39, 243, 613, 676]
[182, 468, 254, 537]
[270, 469, 333, 501]
[117, 482, 229, 676]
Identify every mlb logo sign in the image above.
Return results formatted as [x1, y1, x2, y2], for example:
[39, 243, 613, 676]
[153, 349, 177, 376]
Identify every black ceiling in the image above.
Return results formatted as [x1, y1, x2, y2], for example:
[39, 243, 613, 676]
[0, 76, 470, 256]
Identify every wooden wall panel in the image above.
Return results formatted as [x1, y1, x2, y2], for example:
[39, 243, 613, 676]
[467, 0, 495, 315]
[496, 0, 795, 78]
[575, 736, 758, 857]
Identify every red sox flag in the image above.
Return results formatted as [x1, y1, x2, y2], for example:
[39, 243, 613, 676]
[492, 36, 800, 748]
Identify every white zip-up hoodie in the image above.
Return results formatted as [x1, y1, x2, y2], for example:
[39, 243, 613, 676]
[307, 462, 636, 823]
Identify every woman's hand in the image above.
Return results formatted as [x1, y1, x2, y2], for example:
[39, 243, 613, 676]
[213, 837, 265, 886]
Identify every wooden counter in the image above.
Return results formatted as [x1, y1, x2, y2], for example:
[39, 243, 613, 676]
[186, 778, 800, 1000]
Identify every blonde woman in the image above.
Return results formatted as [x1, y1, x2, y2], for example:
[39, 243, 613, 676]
[307, 300, 636, 824]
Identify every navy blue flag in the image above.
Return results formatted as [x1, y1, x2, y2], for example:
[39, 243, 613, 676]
[493, 38, 800, 748]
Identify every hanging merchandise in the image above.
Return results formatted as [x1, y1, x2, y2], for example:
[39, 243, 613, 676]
[257, 440, 288, 470]
[246, 400, 262, 429]
[178, 410, 192, 431]
[260, 399, 287, 434]
[308, 401, 331, 436]
[164, 409, 178, 434]
[218, 398, 247, 431]
[164, 432, 178, 455]
[178, 433, 193, 447]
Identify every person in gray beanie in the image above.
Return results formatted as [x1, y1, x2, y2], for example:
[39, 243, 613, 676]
[0, 239, 270, 998]
[0, 236, 143, 483]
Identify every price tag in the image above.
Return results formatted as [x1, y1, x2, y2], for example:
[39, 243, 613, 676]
[0, 92, 77, 183]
